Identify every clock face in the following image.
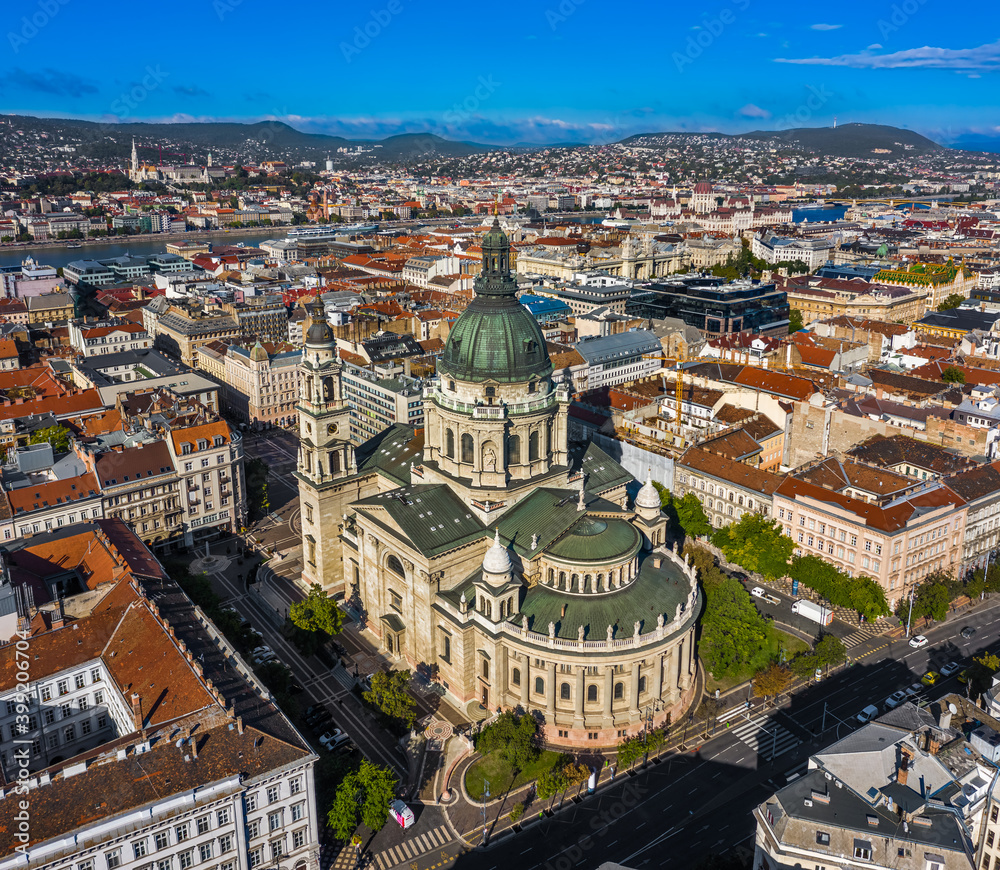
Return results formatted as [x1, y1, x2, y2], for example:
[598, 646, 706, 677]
[328, 423, 338, 435]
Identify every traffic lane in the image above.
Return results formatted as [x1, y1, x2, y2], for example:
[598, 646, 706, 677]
[364, 805, 463, 870]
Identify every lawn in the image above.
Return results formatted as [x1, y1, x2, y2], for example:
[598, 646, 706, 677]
[465, 749, 563, 802]
[702, 628, 810, 696]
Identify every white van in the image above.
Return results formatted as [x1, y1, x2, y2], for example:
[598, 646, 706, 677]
[856, 704, 879, 724]
[390, 800, 415, 830]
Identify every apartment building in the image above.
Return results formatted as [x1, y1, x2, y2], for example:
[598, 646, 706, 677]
[945, 462, 1000, 572]
[675, 446, 783, 528]
[68, 321, 153, 357]
[148, 303, 240, 367]
[341, 364, 425, 443]
[0, 520, 319, 870]
[166, 421, 247, 545]
[575, 330, 663, 390]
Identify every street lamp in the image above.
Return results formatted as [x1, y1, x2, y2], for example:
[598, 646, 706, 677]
[481, 778, 490, 845]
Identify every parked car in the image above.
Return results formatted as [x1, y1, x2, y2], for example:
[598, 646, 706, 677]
[921, 671, 940, 686]
[958, 668, 972, 684]
[750, 587, 766, 598]
[856, 704, 879, 724]
[909, 635, 928, 648]
[940, 662, 961, 677]
[390, 799, 415, 830]
[885, 690, 907, 710]
[904, 683, 923, 698]
[319, 729, 350, 751]
[961, 626, 977, 639]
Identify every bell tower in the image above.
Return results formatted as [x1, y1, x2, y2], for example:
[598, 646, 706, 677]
[296, 299, 355, 591]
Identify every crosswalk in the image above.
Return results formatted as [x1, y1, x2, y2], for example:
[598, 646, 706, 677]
[370, 825, 453, 870]
[730, 715, 801, 760]
[841, 623, 886, 649]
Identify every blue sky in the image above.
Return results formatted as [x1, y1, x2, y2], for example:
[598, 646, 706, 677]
[2, 0, 999, 145]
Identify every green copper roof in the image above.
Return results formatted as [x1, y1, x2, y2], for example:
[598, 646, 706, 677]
[495, 487, 623, 556]
[438, 294, 553, 384]
[354, 424, 421, 487]
[577, 442, 633, 494]
[546, 516, 641, 564]
[514, 555, 699, 642]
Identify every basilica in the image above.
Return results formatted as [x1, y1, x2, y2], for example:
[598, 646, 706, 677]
[295, 218, 701, 746]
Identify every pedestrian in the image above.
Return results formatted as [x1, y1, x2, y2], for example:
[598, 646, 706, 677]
[610, 765, 616, 781]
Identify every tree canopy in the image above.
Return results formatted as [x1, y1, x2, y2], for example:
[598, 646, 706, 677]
[752, 663, 791, 703]
[29, 424, 72, 454]
[290, 583, 344, 636]
[475, 710, 539, 774]
[788, 555, 890, 621]
[941, 366, 966, 384]
[363, 669, 416, 730]
[711, 513, 793, 581]
[651, 483, 712, 539]
[788, 309, 804, 333]
[937, 293, 965, 312]
[326, 759, 398, 841]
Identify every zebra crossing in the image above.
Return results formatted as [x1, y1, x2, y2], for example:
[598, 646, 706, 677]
[730, 715, 801, 761]
[370, 825, 453, 870]
[841, 623, 886, 650]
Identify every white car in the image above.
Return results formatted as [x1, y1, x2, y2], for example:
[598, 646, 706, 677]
[940, 661, 961, 677]
[390, 799, 415, 829]
[750, 587, 766, 598]
[319, 729, 349, 750]
[884, 690, 907, 710]
[856, 704, 879, 724]
[909, 635, 928, 648]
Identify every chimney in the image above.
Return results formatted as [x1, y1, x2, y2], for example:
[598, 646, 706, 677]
[131, 693, 143, 731]
[191, 737, 198, 759]
[51, 599, 64, 629]
[237, 716, 244, 735]
[561, 603, 567, 618]
[928, 731, 941, 755]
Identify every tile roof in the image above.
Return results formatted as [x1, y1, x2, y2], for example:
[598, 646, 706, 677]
[96, 441, 175, 486]
[7, 471, 101, 515]
[847, 434, 976, 475]
[169, 421, 231, 455]
[678, 446, 783, 495]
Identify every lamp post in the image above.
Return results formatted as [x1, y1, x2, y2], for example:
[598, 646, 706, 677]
[905, 585, 916, 638]
[481, 778, 490, 846]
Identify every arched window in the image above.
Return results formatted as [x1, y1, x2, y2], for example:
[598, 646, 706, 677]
[507, 434, 521, 466]
[485, 385, 495, 398]
[535, 677, 544, 695]
[528, 379, 536, 394]
[386, 555, 405, 577]
[512, 668, 521, 687]
[584, 574, 592, 592]
[638, 676, 647, 695]
[482, 660, 490, 679]
[461, 433, 474, 464]
[448, 380, 455, 391]
[485, 601, 492, 619]
[614, 682, 624, 700]
[445, 428, 455, 458]
[559, 571, 566, 588]
[587, 685, 598, 703]
[529, 431, 540, 461]
[560, 683, 571, 701]
[329, 450, 340, 474]
[547, 568, 554, 585]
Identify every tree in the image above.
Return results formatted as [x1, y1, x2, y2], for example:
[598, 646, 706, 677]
[537, 765, 568, 802]
[789, 556, 889, 621]
[699, 575, 775, 679]
[942, 366, 966, 384]
[675, 492, 713, 538]
[912, 580, 951, 622]
[616, 735, 645, 770]
[937, 293, 965, 312]
[245, 457, 270, 519]
[712, 514, 793, 581]
[475, 710, 539, 774]
[29, 424, 72, 453]
[290, 583, 344, 636]
[814, 634, 846, 667]
[788, 309, 804, 333]
[752, 663, 791, 705]
[326, 759, 398, 840]
[363, 669, 416, 730]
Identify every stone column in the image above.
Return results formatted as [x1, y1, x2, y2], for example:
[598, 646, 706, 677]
[498, 646, 508, 705]
[575, 667, 585, 721]
[604, 667, 614, 717]
[664, 644, 679, 704]
[546, 661, 556, 715]
[653, 653, 663, 701]
[631, 661, 641, 711]
[521, 654, 529, 706]
[679, 633, 692, 690]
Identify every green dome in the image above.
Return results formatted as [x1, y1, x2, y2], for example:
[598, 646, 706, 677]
[547, 517, 642, 564]
[438, 216, 552, 384]
[439, 295, 552, 384]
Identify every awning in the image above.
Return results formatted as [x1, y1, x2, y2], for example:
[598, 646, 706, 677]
[380, 613, 406, 633]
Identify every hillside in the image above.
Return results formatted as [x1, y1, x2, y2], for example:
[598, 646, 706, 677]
[619, 123, 943, 159]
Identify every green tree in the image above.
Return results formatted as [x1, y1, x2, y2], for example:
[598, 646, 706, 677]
[290, 583, 344, 636]
[475, 710, 539, 774]
[814, 634, 846, 667]
[937, 293, 965, 311]
[942, 366, 966, 384]
[699, 575, 774, 679]
[712, 514, 793, 581]
[789, 556, 889, 621]
[912, 580, 951, 621]
[363, 670, 416, 730]
[674, 492, 713, 538]
[537, 765, 568, 801]
[752, 663, 791, 705]
[616, 734, 645, 770]
[788, 309, 804, 333]
[326, 759, 398, 840]
[29, 424, 72, 453]
[245, 457, 270, 520]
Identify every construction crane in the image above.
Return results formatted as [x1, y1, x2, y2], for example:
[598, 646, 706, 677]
[675, 367, 684, 440]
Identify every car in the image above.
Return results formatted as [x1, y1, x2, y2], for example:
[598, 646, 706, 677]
[287, 682, 304, 695]
[856, 704, 880, 724]
[390, 799, 415, 830]
[319, 729, 349, 750]
[958, 668, 972, 685]
[940, 662, 961, 677]
[305, 704, 326, 720]
[885, 690, 907, 710]
[904, 683, 923, 698]
[750, 587, 765, 598]
[921, 671, 940, 686]
[909, 635, 929, 648]
[961, 626, 977, 639]
[814, 667, 823, 683]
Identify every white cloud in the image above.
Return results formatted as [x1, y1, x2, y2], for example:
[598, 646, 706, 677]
[810, 23, 842, 30]
[867, 43, 883, 50]
[738, 103, 771, 119]
[776, 39, 1000, 70]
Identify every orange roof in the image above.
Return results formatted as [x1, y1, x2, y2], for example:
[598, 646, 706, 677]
[169, 421, 231, 455]
[8, 472, 101, 516]
[0, 339, 17, 359]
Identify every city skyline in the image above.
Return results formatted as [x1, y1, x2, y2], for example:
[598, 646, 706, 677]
[3, 0, 999, 147]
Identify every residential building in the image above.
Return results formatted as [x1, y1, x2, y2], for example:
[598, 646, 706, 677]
[341, 363, 425, 443]
[26, 292, 75, 326]
[944, 462, 1000, 571]
[675, 446, 783, 528]
[575, 330, 663, 389]
[68, 321, 153, 357]
[151, 305, 241, 366]
[751, 233, 832, 270]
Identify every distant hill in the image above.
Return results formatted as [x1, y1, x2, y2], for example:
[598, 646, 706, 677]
[619, 123, 944, 159]
[2, 114, 490, 163]
[948, 132, 1000, 154]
